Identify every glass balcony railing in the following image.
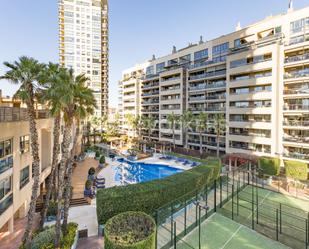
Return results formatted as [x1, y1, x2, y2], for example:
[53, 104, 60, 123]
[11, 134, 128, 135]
[283, 104, 309, 111]
[142, 83, 159, 89]
[283, 120, 309, 127]
[161, 77, 181, 82]
[0, 193, 13, 215]
[283, 152, 309, 160]
[189, 70, 226, 81]
[188, 96, 206, 101]
[285, 53, 309, 63]
[284, 69, 309, 79]
[283, 88, 309, 95]
[142, 91, 159, 97]
[283, 135, 309, 143]
[189, 82, 226, 91]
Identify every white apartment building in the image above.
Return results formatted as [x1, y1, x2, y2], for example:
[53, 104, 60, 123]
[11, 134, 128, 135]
[59, 0, 109, 117]
[118, 5, 309, 176]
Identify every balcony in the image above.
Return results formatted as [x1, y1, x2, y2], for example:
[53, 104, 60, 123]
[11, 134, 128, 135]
[161, 76, 181, 82]
[283, 134, 309, 143]
[283, 120, 309, 127]
[142, 83, 159, 89]
[283, 152, 309, 161]
[0, 107, 50, 122]
[284, 69, 309, 79]
[285, 53, 309, 64]
[283, 87, 309, 96]
[188, 59, 225, 70]
[0, 193, 13, 215]
[189, 70, 226, 81]
[283, 104, 309, 111]
[142, 100, 159, 105]
[142, 91, 159, 97]
[188, 96, 206, 102]
[188, 81, 226, 91]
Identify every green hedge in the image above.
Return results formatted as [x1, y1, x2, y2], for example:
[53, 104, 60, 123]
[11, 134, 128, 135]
[104, 211, 156, 249]
[97, 158, 221, 224]
[258, 157, 280, 176]
[285, 160, 308, 181]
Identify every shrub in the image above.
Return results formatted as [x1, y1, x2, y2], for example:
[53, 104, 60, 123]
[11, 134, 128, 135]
[95, 151, 101, 159]
[46, 201, 57, 217]
[60, 223, 78, 249]
[104, 212, 156, 249]
[85, 179, 93, 190]
[99, 155, 105, 164]
[97, 158, 221, 224]
[31, 227, 56, 249]
[88, 167, 96, 175]
[285, 160, 308, 181]
[258, 157, 280, 176]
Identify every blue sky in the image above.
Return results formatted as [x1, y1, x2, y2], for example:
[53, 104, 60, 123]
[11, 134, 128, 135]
[0, 0, 308, 107]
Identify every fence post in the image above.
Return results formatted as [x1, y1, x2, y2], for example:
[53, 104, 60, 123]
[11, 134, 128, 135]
[252, 185, 254, 230]
[237, 182, 239, 216]
[155, 210, 158, 249]
[206, 184, 208, 206]
[171, 204, 174, 246]
[184, 200, 187, 235]
[199, 206, 201, 249]
[276, 209, 279, 241]
[232, 185, 234, 220]
[305, 219, 308, 249]
[279, 203, 282, 234]
[173, 221, 177, 249]
[214, 180, 217, 212]
[220, 176, 222, 208]
[195, 192, 198, 225]
[232, 170, 235, 186]
[227, 172, 229, 198]
[256, 185, 259, 224]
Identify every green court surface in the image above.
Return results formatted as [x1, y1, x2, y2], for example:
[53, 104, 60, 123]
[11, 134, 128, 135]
[176, 213, 289, 249]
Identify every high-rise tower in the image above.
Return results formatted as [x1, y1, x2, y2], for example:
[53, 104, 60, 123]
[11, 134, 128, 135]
[59, 0, 109, 117]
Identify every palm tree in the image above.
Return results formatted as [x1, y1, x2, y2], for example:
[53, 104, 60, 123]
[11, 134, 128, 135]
[52, 69, 95, 246]
[211, 113, 226, 158]
[0, 56, 45, 248]
[125, 113, 135, 137]
[181, 110, 194, 150]
[62, 78, 96, 233]
[167, 112, 180, 148]
[144, 116, 156, 141]
[196, 113, 208, 156]
[38, 63, 63, 230]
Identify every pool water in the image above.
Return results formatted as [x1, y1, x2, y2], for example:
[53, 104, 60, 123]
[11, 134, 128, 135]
[115, 159, 183, 184]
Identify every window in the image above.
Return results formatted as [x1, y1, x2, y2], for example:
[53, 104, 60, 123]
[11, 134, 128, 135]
[20, 135, 30, 153]
[20, 166, 30, 189]
[146, 66, 154, 75]
[0, 176, 11, 200]
[194, 49, 208, 61]
[156, 62, 165, 73]
[0, 139, 12, 159]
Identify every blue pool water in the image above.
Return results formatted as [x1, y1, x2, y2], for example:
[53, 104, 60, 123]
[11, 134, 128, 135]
[115, 159, 183, 184]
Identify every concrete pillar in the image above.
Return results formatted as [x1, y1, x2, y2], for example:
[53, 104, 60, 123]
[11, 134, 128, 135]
[229, 158, 232, 171]
[8, 217, 14, 234]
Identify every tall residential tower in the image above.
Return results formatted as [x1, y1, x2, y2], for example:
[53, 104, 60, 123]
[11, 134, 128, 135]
[59, 0, 109, 117]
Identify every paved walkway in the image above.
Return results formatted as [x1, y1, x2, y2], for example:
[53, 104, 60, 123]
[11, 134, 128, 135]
[0, 214, 40, 249]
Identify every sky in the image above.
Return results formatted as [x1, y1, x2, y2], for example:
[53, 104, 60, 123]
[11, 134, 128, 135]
[0, 0, 308, 108]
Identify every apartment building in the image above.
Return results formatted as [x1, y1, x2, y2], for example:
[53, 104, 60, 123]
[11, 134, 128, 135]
[118, 5, 309, 175]
[0, 94, 53, 233]
[59, 0, 109, 117]
[119, 63, 148, 136]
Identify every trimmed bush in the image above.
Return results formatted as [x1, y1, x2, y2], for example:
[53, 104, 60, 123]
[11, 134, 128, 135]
[258, 157, 280, 176]
[88, 167, 96, 175]
[31, 227, 56, 249]
[285, 160, 308, 181]
[99, 155, 106, 164]
[97, 158, 221, 224]
[85, 179, 93, 190]
[104, 211, 156, 249]
[60, 223, 78, 249]
[95, 151, 101, 159]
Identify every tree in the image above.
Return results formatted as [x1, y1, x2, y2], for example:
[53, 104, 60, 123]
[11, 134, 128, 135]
[181, 110, 194, 150]
[196, 113, 208, 156]
[52, 69, 95, 246]
[143, 116, 156, 141]
[38, 63, 63, 230]
[0, 56, 45, 248]
[167, 112, 180, 148]
[211, 113, 226, 158]
[125, 113, 135, 137]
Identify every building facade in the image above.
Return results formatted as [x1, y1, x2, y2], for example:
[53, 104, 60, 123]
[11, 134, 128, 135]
[59, 0, 109, 117]
[118, 6, 309, 174]
[0, 94, 53, 233]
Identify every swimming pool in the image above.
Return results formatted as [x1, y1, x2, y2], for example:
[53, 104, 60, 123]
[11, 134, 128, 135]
[115, 158, 183, 184]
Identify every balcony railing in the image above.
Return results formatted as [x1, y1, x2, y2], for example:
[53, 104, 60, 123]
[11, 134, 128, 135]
[0, 193, 13, 215]
[0, 107, 50, 122]
[161, 77, 181, 82]
[285, 53, 309, 64]
[283, 88, 309, 95]
[189, 70, 226, 81]
[189, 81, 226, 91]
[189, 96, 206, 101]
[142, 91, 159, 97]
[284, 69, 309, 79]
[142, 83, 159, 89]
[283, 120, 309, 127]
[283, 104, 309, 111]
[283, 135, 309, 143]
[283, 152, 309, 160]
[142, 100, 159, 105]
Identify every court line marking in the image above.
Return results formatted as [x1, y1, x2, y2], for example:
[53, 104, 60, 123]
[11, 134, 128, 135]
[220, 225, 242, 249]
